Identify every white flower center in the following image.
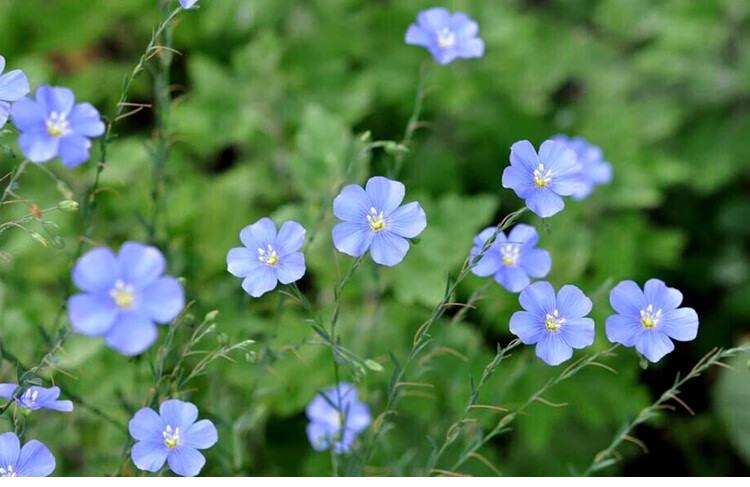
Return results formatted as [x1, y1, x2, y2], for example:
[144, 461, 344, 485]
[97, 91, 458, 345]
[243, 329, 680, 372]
[257, 244, 279, 267]
[46, 111, 71, 138]
[533, 163, 552, 188]
[545, 309, 565, 331]
[366, 207, 385, 232]
[500, 243, 520, 267]
[109, 280, 135, 309]
[163, 425, 180, 449]
[0, 465, 16, 477]
[640, 304, 662, 329]
[437, 27, 456, 49]
[19, 389, 39, 409]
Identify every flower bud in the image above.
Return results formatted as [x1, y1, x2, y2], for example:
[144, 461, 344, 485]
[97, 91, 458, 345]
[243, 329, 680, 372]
[58, 200, 79, 213]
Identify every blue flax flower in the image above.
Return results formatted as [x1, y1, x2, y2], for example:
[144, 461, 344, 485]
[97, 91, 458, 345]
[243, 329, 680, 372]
[227, 218, 306, 298]
[552, 135, 612, 200]
[179, 0, 198, 8]
[0, 432, 55, 477]
[332, 176, 426, 266]
[470, 224, 551, 293]
[510, 281, 595, 366]
[502, 140, 582, 218]
[68, 242, 185, 356]
[129, 399, 218, 477]
[11, 85, 105, 167]
[0, 55, 30, 128]
[605, 279, 699, 363]
[306, 383, 371, 454]
[405, 7, 484, 65]
[0, 384, 73, 413]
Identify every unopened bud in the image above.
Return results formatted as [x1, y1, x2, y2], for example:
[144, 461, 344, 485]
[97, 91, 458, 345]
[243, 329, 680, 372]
[204, 310, 219, 322]
[30, 233, 48, 247]
[58, 200, 79, 213]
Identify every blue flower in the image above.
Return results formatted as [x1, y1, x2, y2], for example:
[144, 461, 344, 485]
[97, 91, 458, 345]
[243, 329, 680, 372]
[0, 432, 55, 477]
[470, 224, 551, 293]
[0, 55, 30, 129]
[332, 176, 426, 266]
[405, 7, 484, 65]
[179, 0, 198, 8]
[10, 85, 105, 167]
[227, 218, 306, 298]
[306, 383, 371, 454]
[502, 140, 582, 218]
[0, 384, 73, 413]
[605, 279, 699, 363]
[509, 281, 595, 366]
[552, 135, 612, 200]
[68, 242, 185, 356]
[129, 399, 218, 477]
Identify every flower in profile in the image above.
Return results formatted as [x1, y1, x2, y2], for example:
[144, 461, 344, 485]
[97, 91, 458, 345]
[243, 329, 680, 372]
[0, 55, 30, 129]
[470, 223, 551, 293]
[10, 85, 105, 167]
[552, 135, 612, 200]
[226, 218, 306, 298]
[0, 384, 73, 413]
[129, 399, 218, 477]
[68, 242, 185, 356]
[605, 279, 699, 363]
[0, 432, 55, 477]
[306, 383, 371, 454]
[509, 281, 595, 365]
[502, 140, 582, 218]
[332, 176, 426, 266]
[405, 7, 484, 65]
[179, 0, 198, 8]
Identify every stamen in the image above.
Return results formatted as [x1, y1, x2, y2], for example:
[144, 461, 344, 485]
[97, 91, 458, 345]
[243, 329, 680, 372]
[258, 245, 279, 266]
[500, 243, 521, 267]
[109, 280, 135, 309]
[640, 304, 662, 329]
[545, 309, 565, 331]
[163, 425, 181, 449]
[0, 465, 16, 477]
[46, 111, 71, 138]
[533, 163, 552, 188]
[366, 207, 385, 231]
[437, 27, 456, 49]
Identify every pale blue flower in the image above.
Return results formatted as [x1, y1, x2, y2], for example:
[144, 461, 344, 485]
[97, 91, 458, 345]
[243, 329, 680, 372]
[306, 383, 371, 454]
[0, 384, 73, 413]
[0, 55, 30, 128]
[405, 7, 484, 64]
[179, 0, 198, 8]
[552, 135, 612, 200]
[0, 432, 55, 477]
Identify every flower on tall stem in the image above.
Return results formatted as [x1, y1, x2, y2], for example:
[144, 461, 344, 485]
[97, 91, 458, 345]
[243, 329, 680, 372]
[306, 383, 371, 454]
[0, 384, 73, 413]
[405, 7, 484, 65]
[552, 135, 612, 200]
[0, 55, 30, 129]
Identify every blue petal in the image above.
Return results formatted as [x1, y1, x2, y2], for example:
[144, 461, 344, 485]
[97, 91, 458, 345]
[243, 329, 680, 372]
[104, 310, 158, 356]
[643, 279, 682, 312]
[405, 24, 431, 47]
[495, 266, 530, 293]
[560, 318, 595, 349]
[167, 447, 205, 477]
[306, 422, 331, 451]
[387, 202, 426, 238]
[239, 218, 277, 251]
[67, 102, 104, 137]
[520, 249, 551, 278]
[589, 160, 613, 184]
[276, 221, 306, 255]
[502, 165, 535, 199]
[15, 440, 55, 477]
[555, 285, 592, 320]
[519, 281, 556, 317]
[473, 226, 499, 248]
[241, 266, 278, 298]
[660, 308, 699, 342]
[0, 69, 30, 102]
[470, 249, 502, 277]
[366, 177, 405, 215]
[430, 47, 458, 65]
[184, 420, 218, 450]
[332, 222, 373, 257]
[140, 277, 185, 324]
[345, 402, 371, 433]
[0, 101, 9, 128]
[609, 280, 645, 318]
[0, 384, 17, 400]
[47, 400, 73, 412]
[509, 140, 540, 173]
[605, 314, 641, 347]
[131, 441, 168, 473]
[226, 247, 259, 277]
[9, 97, 45, 131]
[72, 246, 118, 292]
[0, 55, 4, 73]
[58, 134, 93, 168]
[636, 331, 674, 363]
[68, 293, 118, 336]
[160, 400, 199, 431]
[276, 252, 305, 285]
[332, 429, 357, 454]
[456, 38, 484, 58]
[333, 184, 370, 222]
[36, 86, 75, 116]
[370, 231, 409, 266]
[525, 189, 564, 218]
[535, 332, 573, 366]
[129, 407, 166, 443]
[450, 12, 479, 39]
[539, 140, 580, 179]
[0, 432, 20, 468]
[18, 128, 59, 163]
[117, 242, 166, 288]
[507, 224, 538, 247]
[509, 311, 546, 344]
[417, 7, 451, 31]
[180, 0, 199, 7]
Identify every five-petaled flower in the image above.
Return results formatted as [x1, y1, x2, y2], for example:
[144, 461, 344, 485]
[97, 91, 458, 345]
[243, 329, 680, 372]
[68, 242, 185, 356]
[502, 140, 583, 218]
[405, 7, 484, 65]
[552, 135, 612, 200]
[605, 279, 699, 363]
[470, 223, 551, 293]
[0, 384, 73, 413]
[0, 432, 55, 477]
[332, 176, 426, 266]
[11, 85, 105, 167]
[179, 0, 198, 8]
[227, 218, 306, 298]
[0, 55, 30, 129]
[510, 281, 595, 366]
[129, 399, 218, 477]
[306, 383, 371, 454]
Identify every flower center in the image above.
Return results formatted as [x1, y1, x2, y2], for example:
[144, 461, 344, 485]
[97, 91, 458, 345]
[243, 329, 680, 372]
[257, 244, 279, 267]
[437, 27, 456, 48]
[46, 111, 70, 138]
[640, 304, 662, 329]
[545, 309, 565, 331]
[366, 207, 385, 232]
[19, 389, 39, 410]
[533, 163, 552, 188]
[109, 280, 135, 309]
[163, 425, 180, 449]
[0, 465, 16, 477]
[500, 243, 520, 267]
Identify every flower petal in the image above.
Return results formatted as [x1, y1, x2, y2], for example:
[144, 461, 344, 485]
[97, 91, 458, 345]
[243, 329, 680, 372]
[470, 249, 502, 277]
[239, 218, 277, 250]
[118, 242, 166, 288]
[495, 266, 530, 293]
[184, 420, 218, 450]
[36, 86, 75, 116]
[366, 177, 405, 215]
[519, 281, 556, 317]
[58, 134, 93, 168]
[46, 400, 73, 412]
[68, 293, 118, 336]
[405, 24, 431, 47]
[67, 102, 105, 137]
[560, 318, 595, 349]
[0, 384, 17, 400]
[0, 432, 20, 468]
[226, 247, 259, 277]
[140, 277, 185, 324]
[539, 139, 580, 179]
[417, 7, 451, 31]
[509, 140, 540, 173]
[502, 165, 534, 198]
[609, 280, 646, 318]
[509, 311, 546, 344]
[456, 38, 484, 58]
[387, 202, 426, 239]
[344, 402, 371, 433]
[167, 447, 205, 477]
[643, 279, 683, 312]
[660, 308, 699, 342]
[241, 266, 278, 298]
[129, 407, 166, 443]
[15, 440, 55, 477]
[370, 231, 409, 266]
[525, 189, 564, 218]
[332, 222, 373, 257]
[72, 246, 119, 292]
[450, 12, 479, 40]
[508, 224, 539, 248]
[535, 332, 573, 366]
[276, 252, 305, 285]
[555, 285, 592, 320]
[104, 311, 158, 356]
[605, 314, 641, 347]
[306, 422, 331, 451]
[636, 331, 674, 363]
[276, 221, 306, 255]
[9, 97, 45, 131]
[160, 400, 199, 431]
[333, 184, 370, 222]
[131, 441, 168, 473]
[520, 249, 551, 278]
[0, 70, 30, 102]
[18, 128, 59, 163]
[0, 101, 9, 128]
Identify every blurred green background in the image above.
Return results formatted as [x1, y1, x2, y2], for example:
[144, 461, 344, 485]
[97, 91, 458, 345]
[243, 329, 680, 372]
[1, 0, 750, 477]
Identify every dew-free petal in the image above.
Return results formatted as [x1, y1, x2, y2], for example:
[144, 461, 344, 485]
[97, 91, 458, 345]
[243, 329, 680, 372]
[131, 441, 169, 473]
[184, 420, 218, 450]
[118, 242, 166, 288]
[370, 231, 409, 266]
[536, 333, 573, 366]
[636, 331, 674, 363]
[366, 176, 405, 216]
[15, 440, 54, 477]
[241, 266, 278, 297]
[104, 311, 158, 356]
[167, 447, 205, 477]
[129, 408, 166, 443]
[276, 252, 305, 284]
[387, 202, 426, 238]
[509, 311, 546, 344]
[68, 293, 118, 336]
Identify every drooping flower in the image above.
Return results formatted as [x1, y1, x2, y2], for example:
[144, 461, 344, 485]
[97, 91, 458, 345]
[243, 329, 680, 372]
[0, 55, 30, 129]
[0, 432, 55, 477]
[129, 399, 218, 477]
[605, 279, 699, 363]
[502, 140, 583, 218]
[10, 85, 105, 167]
[68, 242, 185, 356]
[405, 7, 484, 65]
[332, 176, 426, 266]
[470, 223, 551, 293]
[179, 0, 198, 8]
[306, 383, 371, 454]
[509, 281, 595, 366]
[226, 218, 306, 298]
[552, 135, 612, 200]
[0, 384, 73, 413]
